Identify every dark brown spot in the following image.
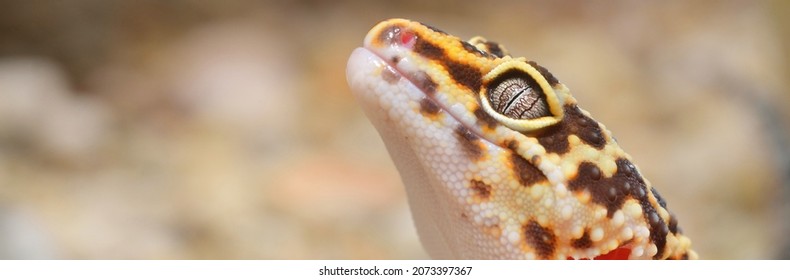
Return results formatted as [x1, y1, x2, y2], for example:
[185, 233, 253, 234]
[569, 162, 626, 218]
[571, 230, 592, 249]
[414, 39, 445, 61]
[413, 36, 482, 91]
[419, 98, 441, 116]
[680, 253, 689, 260]
[412, 71, 437, 95]
[568, 158, 668, 259]
[408, 32, 486, 95]
[527, 61, 559, 86]
[503, 139, 519, 151]
[474, 108, 498, 129]
[569, 105, 605, 148]
[535, 127, 568, 154]
[523, 220, 556, 259]
[455, 126, 483, 160]
[469, 179, 492, 200]
[382, 66, 400, 84]
[510, 153, 547, 187]
[534, 105, 606, 154]
[390, 56, 401, 64]
[568, 160, 639, 217]
[444, 60, 483, 91]
[461, 212, 468, 219]
[484, 41, 506, 58]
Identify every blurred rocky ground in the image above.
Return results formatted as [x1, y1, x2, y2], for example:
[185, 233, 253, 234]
[0, 0, 788, 259]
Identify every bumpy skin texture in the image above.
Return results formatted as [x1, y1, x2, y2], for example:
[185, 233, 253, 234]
[346, 18, 696, 260]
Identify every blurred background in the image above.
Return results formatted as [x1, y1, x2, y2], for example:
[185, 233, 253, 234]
[0, 0, 788, 259]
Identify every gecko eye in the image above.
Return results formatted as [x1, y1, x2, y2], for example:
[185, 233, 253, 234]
[480, 60, 564, 132]
[486, 71, 550, 120]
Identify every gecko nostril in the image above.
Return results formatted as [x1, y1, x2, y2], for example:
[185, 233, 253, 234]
[376, 24, 416, 49]
[399, 30, 416, 48]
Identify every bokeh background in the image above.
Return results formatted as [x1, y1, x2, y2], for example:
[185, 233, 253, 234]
[1, 0, 788, 259]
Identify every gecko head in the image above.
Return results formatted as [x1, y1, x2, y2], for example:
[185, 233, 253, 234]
[348, 18, 697, 260]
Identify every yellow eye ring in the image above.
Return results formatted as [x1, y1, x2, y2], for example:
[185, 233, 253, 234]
[479, 59, 564, 132]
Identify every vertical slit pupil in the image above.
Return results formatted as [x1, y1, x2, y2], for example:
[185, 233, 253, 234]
[487, 70, 551, 120]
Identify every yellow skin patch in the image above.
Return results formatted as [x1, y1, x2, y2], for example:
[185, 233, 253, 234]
[346, 18, 696, 260]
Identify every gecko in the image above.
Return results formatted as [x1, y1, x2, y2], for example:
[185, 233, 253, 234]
[346, 18, 696, 260]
